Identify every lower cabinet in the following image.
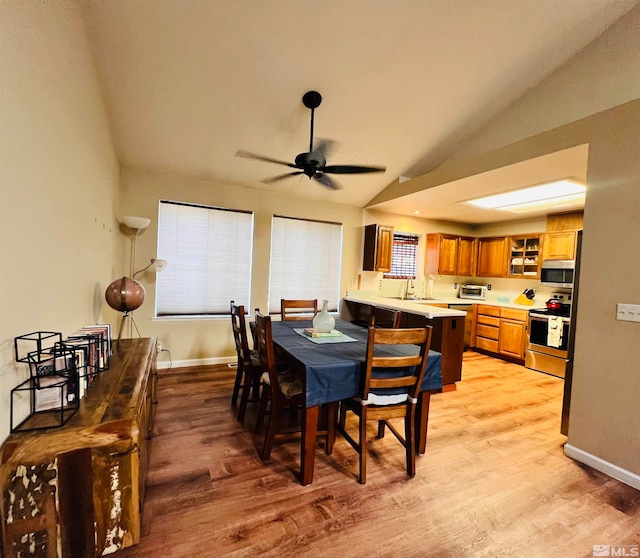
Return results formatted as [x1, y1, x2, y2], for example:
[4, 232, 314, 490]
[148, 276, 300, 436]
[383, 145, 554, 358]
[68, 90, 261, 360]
[474, 305, 528, 361]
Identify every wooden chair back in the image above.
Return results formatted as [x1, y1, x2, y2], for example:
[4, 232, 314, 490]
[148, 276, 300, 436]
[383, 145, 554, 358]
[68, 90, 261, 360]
[254, 311, 279, 393]
[280, 299, 318, 321]
[230, 300, 261, 422]
[369, 308, 402, 329]
[362, 326, 432, 403]
[230, 301, 251, 367]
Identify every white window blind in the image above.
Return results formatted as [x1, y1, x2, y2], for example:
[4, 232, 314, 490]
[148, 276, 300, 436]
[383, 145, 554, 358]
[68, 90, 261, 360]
[268, 216, 342, 314]
[156, 200, 253, 316]
[384, 233, 418, 279]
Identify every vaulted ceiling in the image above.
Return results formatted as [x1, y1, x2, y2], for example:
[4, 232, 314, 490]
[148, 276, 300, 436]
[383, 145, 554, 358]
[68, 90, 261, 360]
[83, 0, 637, 219]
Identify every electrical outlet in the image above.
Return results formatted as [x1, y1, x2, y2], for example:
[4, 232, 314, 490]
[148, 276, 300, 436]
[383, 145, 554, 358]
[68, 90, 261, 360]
[616, 303, 640, 322]
[351, 278, 357, 288]
[156, 341, 163, 354]
[453, 282, 457, 290]
[487, 284, 492, 291]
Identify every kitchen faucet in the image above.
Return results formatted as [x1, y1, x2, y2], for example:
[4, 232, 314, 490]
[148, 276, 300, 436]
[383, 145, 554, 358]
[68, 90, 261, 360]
[404, 277, 416, 299]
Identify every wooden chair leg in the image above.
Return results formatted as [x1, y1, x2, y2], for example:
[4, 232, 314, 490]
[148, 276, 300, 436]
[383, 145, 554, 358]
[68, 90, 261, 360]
[406, 407, 416, 478]
[339, 402, 347, 428]
[261, 399, 280, 461]
[326, 402, 338, 455]
[231, 360, 243, 407]
[255, 387, 270, 434]
[236, 370, 252, 422]
[359, 407, 367, 484]
[377, 420, 386, 438]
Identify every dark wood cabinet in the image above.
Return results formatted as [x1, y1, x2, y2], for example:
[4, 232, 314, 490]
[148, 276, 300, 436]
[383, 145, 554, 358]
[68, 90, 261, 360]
[363, 224, 394, 272]
[0, 338, 157, 558]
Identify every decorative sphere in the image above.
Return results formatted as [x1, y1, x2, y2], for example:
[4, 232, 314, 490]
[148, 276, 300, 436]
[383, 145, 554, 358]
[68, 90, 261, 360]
[105, 277, 146, 312]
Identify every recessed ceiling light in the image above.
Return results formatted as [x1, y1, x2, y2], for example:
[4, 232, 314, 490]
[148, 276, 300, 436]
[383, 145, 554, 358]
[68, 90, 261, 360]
[461, 179, 586, 213]
[412, 210, 422, 215]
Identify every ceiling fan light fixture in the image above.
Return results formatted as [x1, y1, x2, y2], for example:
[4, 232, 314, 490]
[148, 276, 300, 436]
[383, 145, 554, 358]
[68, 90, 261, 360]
[461, 179, 586, 213]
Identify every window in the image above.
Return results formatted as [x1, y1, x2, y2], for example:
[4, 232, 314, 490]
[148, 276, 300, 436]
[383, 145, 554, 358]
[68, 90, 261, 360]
[384, 233, 418, 279]
[269, 216, 342, 314]
[156, 200, 253, 316]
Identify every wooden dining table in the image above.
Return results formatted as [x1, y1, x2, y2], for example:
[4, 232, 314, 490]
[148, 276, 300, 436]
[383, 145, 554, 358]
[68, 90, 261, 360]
[270, 318, 442, 485]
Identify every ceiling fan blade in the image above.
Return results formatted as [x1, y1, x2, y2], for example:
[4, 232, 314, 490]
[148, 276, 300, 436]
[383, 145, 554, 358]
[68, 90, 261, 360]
[261, 171, 304, 184]
[323, 164, 386, 174]
[314, 173, 342, 190]
[310, 138, 337, 162]
[235, 150, 298, 169]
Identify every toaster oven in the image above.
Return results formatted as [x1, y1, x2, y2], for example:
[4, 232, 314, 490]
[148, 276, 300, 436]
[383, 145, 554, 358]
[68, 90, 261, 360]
[458, 284, 487, 300]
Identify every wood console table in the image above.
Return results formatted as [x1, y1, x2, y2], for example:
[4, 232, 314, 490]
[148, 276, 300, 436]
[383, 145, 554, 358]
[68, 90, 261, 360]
[0, 338, 157, 558]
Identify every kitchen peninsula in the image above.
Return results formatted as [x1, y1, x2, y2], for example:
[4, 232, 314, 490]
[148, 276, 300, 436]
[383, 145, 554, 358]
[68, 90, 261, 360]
[341, 293, 466, 389]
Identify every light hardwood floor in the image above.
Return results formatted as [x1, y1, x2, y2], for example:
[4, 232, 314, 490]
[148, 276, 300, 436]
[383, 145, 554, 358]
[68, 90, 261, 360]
[119, 351, 640, 558]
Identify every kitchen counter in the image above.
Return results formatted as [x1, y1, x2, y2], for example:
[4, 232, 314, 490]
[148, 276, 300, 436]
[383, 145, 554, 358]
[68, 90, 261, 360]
[344, 292, 546, 312]
[343, 294, 467, 318]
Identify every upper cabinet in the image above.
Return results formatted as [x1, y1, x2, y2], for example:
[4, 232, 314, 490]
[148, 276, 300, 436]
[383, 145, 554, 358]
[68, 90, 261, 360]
[362, 224, 394, 272]
[542, 211, 583, 261]
[476, 237, 508, 277]
[425, 234, 476, 276]
[507, 234, 541, 278]
[542, 231, 576, 260]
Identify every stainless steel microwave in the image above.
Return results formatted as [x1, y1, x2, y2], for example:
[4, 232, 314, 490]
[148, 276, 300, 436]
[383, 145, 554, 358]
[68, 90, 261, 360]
[540, 259, 575, 288]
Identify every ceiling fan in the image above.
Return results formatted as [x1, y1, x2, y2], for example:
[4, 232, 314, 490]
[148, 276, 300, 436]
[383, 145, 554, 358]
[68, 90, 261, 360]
[236, 91, 386, 190]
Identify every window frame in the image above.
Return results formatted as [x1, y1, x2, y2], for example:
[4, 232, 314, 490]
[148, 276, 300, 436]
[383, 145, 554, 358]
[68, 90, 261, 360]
[155, 199, 254, 318]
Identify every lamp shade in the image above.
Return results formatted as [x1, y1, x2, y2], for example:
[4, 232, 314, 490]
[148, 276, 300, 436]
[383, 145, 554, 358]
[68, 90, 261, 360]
[121, 216, 151, 230]
[105, 277, 146, 312]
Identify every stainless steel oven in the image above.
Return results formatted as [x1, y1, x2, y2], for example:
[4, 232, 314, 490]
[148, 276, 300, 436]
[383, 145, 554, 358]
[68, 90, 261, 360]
[525, 308, 570, 378]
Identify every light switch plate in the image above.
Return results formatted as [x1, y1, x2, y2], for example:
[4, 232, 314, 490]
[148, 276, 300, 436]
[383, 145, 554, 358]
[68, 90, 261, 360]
[616, 303, 640, 322]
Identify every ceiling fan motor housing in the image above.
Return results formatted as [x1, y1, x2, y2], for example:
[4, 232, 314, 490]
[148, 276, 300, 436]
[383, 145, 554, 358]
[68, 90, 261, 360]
[295, 152, 325, 177]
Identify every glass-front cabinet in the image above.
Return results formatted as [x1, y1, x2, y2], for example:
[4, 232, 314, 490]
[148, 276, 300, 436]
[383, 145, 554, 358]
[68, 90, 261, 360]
[508, 235, 541, 278]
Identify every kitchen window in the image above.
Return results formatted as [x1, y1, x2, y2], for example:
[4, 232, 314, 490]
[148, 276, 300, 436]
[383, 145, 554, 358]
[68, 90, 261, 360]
[384, 233, 418, 279]
[268, 215, 342, 314]
[156, 200, 254, 316]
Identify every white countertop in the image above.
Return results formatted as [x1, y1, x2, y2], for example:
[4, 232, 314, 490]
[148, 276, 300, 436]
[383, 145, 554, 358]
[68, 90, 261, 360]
[343, 294, 467, 318]
[344, 292, 546, 317]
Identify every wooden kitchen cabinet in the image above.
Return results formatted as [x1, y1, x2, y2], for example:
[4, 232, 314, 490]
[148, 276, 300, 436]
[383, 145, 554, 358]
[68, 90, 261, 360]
[363, 224, 394, 272]
[499, 308, 528, 359]
[476, 237, 508, 277]
[473, 305, 528, 362]
[507, 234, 542, 278]
[541, 231, 576, 260]
[425, 233, 476, 276]
[0, 338, 157, 558]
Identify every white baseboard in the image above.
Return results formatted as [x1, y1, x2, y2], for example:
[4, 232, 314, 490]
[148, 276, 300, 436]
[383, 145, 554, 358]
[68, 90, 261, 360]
[564, 443, 640, 490]
[157, 356, 235, 370]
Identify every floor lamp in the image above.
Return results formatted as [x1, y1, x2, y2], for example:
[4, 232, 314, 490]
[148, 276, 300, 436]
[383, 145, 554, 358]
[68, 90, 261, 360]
[120, 216, 151, 338]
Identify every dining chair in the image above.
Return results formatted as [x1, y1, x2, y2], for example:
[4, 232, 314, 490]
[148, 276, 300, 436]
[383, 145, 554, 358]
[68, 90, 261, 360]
[330, 325, 433, 484]
[350, 304, 402, 329]
[230, 301, 262, 423]
[280, 299, 318, 321]
[254, 310, 305, 461]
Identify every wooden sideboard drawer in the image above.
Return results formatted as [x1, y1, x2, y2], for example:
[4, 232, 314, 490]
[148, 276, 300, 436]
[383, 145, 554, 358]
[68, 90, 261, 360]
[476, 336, 499, 353]
[477, 305, 501, 317]
[476, 323, 499, 340]
[500, 308, 529, 322]
[477, 315, 500, 327]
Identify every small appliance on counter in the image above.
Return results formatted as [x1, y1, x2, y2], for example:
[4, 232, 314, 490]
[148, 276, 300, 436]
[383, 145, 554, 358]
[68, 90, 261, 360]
[458, 284, 487, 300]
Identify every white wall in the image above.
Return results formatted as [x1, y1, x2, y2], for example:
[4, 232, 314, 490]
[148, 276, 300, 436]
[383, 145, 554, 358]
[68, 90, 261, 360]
[0, 3, 120, 443]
